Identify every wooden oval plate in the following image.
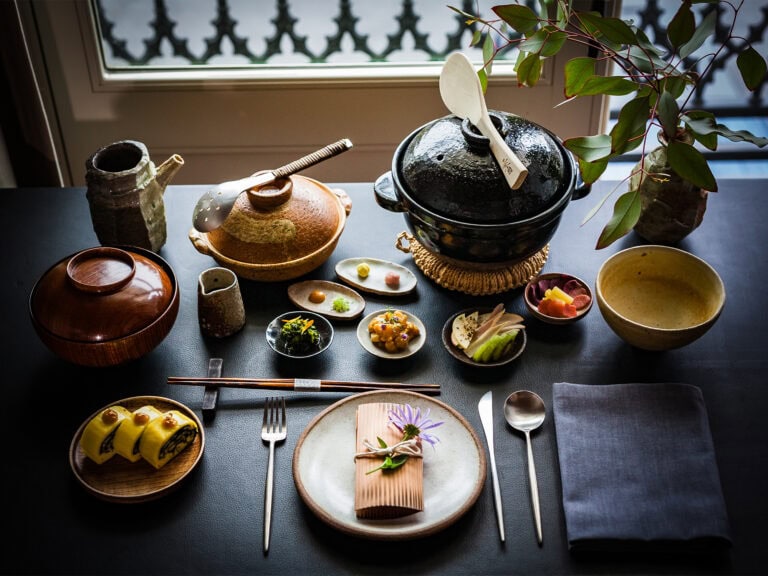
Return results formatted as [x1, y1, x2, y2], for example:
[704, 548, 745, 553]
[69, 396, 204, 503]
[335, 257, 417, 295]
[287, 280, 365, 320]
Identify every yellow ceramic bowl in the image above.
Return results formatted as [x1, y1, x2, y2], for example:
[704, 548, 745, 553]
[595, 245, 725, 351]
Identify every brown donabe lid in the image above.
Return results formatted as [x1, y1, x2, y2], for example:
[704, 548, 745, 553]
[30, 246, 174, 342]
[205, 175, 345, 265]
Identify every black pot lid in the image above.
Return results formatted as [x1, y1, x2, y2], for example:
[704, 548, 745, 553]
[398, 112, 574, 224]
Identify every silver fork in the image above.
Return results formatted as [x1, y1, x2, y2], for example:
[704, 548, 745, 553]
[261, 396, 287, 554]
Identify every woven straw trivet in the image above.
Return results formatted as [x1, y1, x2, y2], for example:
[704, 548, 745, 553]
[395, 231, 549, 296]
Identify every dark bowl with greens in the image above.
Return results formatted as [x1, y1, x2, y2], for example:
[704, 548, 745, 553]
[266, 311, 334, 359]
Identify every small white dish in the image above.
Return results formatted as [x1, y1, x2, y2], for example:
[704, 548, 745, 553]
[356, 309, 426, 359]
[287, 280, 365, 320]
[266, 311, 334, 359]
[335, 257, 417, 295]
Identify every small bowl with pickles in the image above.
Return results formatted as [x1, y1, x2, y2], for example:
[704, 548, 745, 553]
[442, 303, 527, 367]
[266, 311, 334, 359]
[524, 272, 593, 325]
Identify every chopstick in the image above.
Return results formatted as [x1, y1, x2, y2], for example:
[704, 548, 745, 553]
[167, 377, 440, 395]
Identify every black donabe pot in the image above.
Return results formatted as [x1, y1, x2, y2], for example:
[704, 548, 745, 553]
[374, 111, 590, 263]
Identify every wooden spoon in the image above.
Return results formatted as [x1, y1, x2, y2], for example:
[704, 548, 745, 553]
[439, 52, 528, 190]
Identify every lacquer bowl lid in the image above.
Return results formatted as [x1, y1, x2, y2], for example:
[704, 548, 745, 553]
[30, 246, 175, 342]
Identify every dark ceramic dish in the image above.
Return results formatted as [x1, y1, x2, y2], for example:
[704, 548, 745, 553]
[374, 112, 590, 263]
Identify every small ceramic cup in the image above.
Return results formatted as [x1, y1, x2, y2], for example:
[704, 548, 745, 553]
[197, 267, 245, 338]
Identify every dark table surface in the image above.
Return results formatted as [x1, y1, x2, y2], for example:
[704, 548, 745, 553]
[3, 181, 767, 575]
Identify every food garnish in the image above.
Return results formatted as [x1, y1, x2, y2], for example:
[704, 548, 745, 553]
[279, 315, 321, 354]
[358, 403, 443, 475]
[451, 303, 524, 362]
[308, 289, 326, 304]
[332, 296, 350, 312]
[356, 262, 371, 278]
[384, 271, 401, 288]
[368, 309, 420, 353]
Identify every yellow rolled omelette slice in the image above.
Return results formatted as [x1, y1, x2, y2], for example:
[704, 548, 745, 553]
[139, 410, 199, 469]
[80, 405, 132, 464]
[113, 405, 163, 462]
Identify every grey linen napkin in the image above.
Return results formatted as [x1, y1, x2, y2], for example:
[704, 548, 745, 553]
[552, 382, 731, 551]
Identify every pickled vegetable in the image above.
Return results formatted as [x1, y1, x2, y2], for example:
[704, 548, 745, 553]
[368, 309, 420, 353]
[279, 316, 321, 354]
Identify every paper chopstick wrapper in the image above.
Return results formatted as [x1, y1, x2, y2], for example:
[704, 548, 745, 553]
[354, 402, 423, 519]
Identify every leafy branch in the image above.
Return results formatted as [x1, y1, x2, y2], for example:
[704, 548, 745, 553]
[450, 0, 767, 248]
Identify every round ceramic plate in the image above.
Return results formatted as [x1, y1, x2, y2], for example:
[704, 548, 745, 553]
[266, 311, 334, 358]
[442, 308, 527, 367]
[356, 309, 426, 359]
[69, 396, 204, 503]
[335, 257, 417, 295]
[292, 390, 487, 540]
[524, 272, 593, 325]
[287, 280, 365, 320]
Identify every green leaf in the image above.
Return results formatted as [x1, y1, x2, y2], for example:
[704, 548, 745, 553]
[519, 27, 567, 57]
[683, 110, 718, 150]
[666, 140, 718, 191]
[679, 10, 716, 60]
[577, 76, 639, 97]
[516, 52, 542, 87]
[657, 91, 680, 140]
[482, 32, 495, 74]
[737, 46, 767, 91]
[610, 95, 650, 154]
[627, 28, 668, 73]
[577, 157, 609, 185]
[376, 437, 387, 449]
[470, 29, 482, 47]
[661, 75, 688, 99]
[577, 12, 637, 45]
[493, 4, 540, 34]
[478, 67, 488, 92]
[681, 113, 768, 147]
[564, 57, 595, 97]
[595, 190, 642, 249]
[564, 134, 612, 162]
[667, 1, 695, 48]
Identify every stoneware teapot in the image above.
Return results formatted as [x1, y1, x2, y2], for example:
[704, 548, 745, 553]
[85, 140, 184, 252]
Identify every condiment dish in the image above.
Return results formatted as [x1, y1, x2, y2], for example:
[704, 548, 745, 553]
[336, 257, 417, 295]
[442, 307, 526, 367]
[356, 309, 425, 359]
[524, 272, 593, 325]
[287, 280, 365, 320]
[266, 311, 334, 358]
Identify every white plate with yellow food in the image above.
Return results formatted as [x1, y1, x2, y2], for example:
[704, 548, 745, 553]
[287, 280, 365, 320]
[356, 309, 426, 359]
[69, 396, 204, 503]
[335, 257, 417, 295]
[292, 390, 486, 540]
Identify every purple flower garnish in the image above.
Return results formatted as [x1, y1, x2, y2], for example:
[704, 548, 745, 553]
[388, 403, 444, 447]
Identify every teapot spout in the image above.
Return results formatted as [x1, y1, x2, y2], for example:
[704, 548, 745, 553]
[155, 154, 185, 191]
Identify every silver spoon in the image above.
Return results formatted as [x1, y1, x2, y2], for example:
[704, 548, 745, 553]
[439, 52, 528, 190]
[504, 390, 545, 545]
[192, 138, 353, 233]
